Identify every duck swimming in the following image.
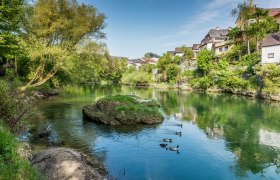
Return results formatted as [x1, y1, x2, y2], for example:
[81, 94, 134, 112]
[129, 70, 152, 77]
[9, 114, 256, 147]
[163, 138, 172, 142]
[177, 124, 183, 128]
[169, 145, 179, 151]
[160, 143, 168, 148]
[175, 132, 182, 136]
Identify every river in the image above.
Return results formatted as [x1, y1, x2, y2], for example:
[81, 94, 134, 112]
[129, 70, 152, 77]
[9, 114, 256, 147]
[29, 84, 280, 180]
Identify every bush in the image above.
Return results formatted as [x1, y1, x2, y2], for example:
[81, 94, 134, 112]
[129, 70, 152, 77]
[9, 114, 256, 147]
[190, 76, 214, 90]
[254, 64, 280, 93]
[121, 71, 153, 86]
[166, 64, 180, 83]
[217, 71, 248, 90]
[196, 49, 215, 75]
[0, 80, 33, 132]
[0, 122, 40, 179]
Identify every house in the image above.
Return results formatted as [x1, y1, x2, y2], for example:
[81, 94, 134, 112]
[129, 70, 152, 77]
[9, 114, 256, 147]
[191, 44, 200, 60]
[142, 57, 159, 65]
[127, 58, 144, 69]
[174, 47, 185, 57]
[261, 32, 280, 64]
[214, 41, 232, 56]
[268, 8, 280, 26]
[200, 27, 229, 51]
[167, 51, 176, 56]
[235, 8, 280, 43]
[167, 47, 192, 58]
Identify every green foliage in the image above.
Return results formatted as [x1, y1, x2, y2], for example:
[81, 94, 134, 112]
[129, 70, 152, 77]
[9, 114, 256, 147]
[196, 49, 215, 75]
[24, 0, 106, 48]
[0, 80, 33, 132]
[20, 0, 106, 88]
[190, 76, 214, 90]
[157, 53, 172, 72]
[166, 64, 180, 83]
[105, 57, 127, 83]
[98, 95, 162, 118]
[140, 64, 155, 73]
[254, 64, 280, 93]
[122, 70, 153, 86]
[156, 53, 181, 83]
[0, 0, 24, 58]
[217, 71, 248, 90]
[0, 122, 40, 180]
[144, 52, 160, 58]
[70, 41, 108, 83]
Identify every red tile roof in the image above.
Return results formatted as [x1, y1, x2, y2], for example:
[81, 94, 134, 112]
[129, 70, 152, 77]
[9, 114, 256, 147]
[262, 33, 280, 47]
[268, 8, 280, 17]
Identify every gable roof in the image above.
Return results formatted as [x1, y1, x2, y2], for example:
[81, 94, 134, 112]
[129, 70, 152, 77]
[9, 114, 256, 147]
[208, 29, 228, 38]
[127, 58, 144, 64]
[201, 28, 228, 45]
[262, 33, 280, 47]
[192, 44, 200, 50]
[268, 8, 280, 17]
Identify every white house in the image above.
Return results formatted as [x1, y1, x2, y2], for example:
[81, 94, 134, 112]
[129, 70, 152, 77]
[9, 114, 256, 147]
[261, 33, 280, 64]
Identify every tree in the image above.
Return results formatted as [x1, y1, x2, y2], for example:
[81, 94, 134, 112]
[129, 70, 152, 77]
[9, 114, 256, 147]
[246, 9, 279, 51]
[196, 49, 215, 75]
[71, 40, 109, 83]
[166, 64, 180, 83]
[181, 46, 193, 65]
[144, 52, 160, 58]
[105, 55, 127, 83]
[231, 1, 254, 54]
[231, 2, 279, 53]
[21, 0, 106, 89]
[157, 53, 172, 72]
[0, 0, 25, 76]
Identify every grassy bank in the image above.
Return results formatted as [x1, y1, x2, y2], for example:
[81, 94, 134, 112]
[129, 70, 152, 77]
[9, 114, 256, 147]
[0, 122, 40, 180]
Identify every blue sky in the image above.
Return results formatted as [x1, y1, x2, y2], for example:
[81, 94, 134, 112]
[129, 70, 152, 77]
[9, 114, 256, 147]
[81, 0, 280, 58]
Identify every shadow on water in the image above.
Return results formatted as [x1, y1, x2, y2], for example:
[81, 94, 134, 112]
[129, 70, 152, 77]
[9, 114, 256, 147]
[29, 84, 280, 179]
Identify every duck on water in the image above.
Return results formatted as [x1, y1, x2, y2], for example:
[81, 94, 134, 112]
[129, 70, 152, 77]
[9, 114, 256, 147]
[169, 145, 179, 152]
[163, 138, 172, 142]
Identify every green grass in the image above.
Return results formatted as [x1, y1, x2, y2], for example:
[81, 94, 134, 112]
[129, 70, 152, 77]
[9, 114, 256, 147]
[97, 95, 162, 118]
[0, 122, 40, 180]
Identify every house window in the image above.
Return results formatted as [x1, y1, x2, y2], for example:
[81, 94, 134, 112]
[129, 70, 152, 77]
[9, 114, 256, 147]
[219, 48, 223, 52]
[268, 53, 274, 58]
[224, 46, 229, 51]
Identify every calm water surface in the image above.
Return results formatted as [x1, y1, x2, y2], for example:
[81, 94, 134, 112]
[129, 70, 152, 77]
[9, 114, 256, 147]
[30, 85, 280, 180]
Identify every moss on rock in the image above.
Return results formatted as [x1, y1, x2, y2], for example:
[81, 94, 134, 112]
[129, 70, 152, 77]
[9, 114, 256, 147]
[83, 95, 164, 125]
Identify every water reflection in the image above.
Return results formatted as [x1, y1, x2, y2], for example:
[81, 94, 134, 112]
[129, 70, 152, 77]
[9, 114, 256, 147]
[30, 84, 280, 179]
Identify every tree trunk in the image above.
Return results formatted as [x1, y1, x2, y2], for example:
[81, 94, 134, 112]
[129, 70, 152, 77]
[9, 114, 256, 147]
[28, 70, 57, 87]
[247, 39, 251, 55]
[26, 61, 45, 86]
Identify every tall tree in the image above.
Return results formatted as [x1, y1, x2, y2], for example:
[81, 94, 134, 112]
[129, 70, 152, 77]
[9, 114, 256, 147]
[0, 0, 25, 75]
[21, 0, 106, 89]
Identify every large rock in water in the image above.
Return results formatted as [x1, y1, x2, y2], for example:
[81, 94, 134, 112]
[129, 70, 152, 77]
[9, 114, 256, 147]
[31, 148, 106, 180]
[83, 95, 164, 125]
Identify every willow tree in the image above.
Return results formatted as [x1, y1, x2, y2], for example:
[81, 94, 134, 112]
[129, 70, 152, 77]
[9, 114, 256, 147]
[21, 0, 106, 89]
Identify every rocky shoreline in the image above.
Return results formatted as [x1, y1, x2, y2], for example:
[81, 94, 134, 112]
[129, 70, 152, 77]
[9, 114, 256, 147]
[144, 83, 280, 102]
[31, 148, 107, 180]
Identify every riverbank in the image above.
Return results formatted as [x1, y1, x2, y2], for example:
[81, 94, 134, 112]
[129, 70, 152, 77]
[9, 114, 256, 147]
[127, 83, 280, 102]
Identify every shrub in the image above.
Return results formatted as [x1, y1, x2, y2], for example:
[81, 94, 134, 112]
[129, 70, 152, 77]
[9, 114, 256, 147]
[166, 64, 180, 83]
[196, 49, 215, 75]
[0, 80, 33, 132]
[121, 71, 153, 86]
[190, 76, 214, 90]
[254, 64, 280, 93]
